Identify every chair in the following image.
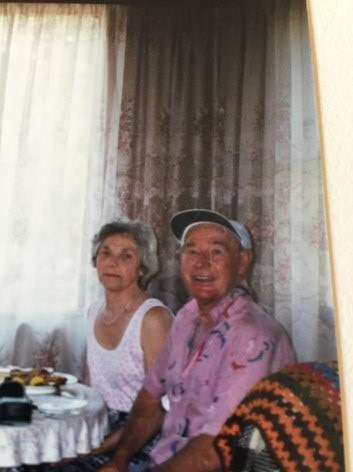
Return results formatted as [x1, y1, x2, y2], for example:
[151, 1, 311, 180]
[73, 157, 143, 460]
[214, 361, 344, 471]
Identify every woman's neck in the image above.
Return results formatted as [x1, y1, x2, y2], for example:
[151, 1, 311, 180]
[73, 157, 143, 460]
[104, 285, 143, 312]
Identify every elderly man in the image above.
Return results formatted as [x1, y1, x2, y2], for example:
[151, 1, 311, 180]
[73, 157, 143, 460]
[99, 209, 296, 472]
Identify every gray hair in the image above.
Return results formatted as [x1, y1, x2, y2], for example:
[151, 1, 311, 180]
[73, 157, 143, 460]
[91, 219, 159, 288]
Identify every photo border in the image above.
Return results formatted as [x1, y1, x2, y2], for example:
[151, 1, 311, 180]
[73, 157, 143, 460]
[306, 0, 353, 468]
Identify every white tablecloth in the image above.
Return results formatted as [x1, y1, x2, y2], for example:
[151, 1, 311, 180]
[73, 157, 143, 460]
[0, 383, 109, 467]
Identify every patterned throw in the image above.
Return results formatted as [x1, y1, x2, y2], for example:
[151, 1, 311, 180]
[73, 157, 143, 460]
[214, 361, 344, 472]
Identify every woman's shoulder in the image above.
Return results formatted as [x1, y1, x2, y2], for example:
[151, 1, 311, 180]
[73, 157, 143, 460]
[141, 297, 171, 308]
[141, 298, 174, 327]
[140, 299, 174, 359]
[139, 297, 173, 315]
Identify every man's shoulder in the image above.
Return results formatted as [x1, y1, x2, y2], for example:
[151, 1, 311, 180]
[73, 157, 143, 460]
[227, 292, 265, 317]
[226, 296, 285, 337]
[176, 298, 197, 317]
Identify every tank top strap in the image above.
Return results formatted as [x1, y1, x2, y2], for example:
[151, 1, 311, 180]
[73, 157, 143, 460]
[124, 297, 168, 338]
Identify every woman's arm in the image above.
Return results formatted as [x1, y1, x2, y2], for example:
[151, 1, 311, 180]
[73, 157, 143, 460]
[141, 305, 173, 372]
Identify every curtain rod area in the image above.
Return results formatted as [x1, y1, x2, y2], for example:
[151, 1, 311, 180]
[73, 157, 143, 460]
[6, 0, 228, 5]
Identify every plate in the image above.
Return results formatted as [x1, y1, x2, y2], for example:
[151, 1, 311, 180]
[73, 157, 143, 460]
[26, 373, 78, 395]
[0, 367, 78, 395]
[36, 396, 88, 415]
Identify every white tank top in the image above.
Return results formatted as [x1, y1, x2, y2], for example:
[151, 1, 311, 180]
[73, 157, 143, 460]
[87, 297, 169, 411]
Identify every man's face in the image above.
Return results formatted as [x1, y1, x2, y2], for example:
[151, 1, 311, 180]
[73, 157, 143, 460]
[180, 223, 251, 311]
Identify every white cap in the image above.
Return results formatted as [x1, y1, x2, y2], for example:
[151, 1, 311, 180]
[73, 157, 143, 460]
[170, 209, 252, 250]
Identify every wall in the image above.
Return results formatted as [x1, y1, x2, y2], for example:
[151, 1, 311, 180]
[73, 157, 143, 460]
[306, 0, 353, 469]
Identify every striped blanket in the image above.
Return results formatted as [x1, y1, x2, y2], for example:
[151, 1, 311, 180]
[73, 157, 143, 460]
[214, 361, 344, 471]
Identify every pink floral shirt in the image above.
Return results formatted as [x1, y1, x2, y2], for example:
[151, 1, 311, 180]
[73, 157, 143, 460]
[143, 288, 296, 466]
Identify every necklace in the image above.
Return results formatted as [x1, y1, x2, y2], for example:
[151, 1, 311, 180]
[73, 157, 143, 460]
[101, 291, 142, 326]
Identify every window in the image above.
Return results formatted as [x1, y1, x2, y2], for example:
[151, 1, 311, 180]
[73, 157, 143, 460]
[0, 3, 126, 373]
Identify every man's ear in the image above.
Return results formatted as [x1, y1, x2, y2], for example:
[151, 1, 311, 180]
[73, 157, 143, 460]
[237, 250, 253, 280]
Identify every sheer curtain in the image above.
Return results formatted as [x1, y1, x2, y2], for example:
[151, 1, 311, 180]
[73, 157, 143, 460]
[0, 3, 127, 377]
[117, 0, 336, 362]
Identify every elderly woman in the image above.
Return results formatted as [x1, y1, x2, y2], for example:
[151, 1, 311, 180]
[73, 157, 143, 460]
[81, 219, 173, 470]
[25, 219, 172, 472]
[88, 220, 172, 402]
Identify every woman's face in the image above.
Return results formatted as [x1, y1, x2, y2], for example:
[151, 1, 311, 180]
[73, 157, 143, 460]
[180, 223, 251, 311]
[95, 233, 143, 293]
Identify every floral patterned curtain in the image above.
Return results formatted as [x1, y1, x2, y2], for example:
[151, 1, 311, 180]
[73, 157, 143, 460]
[116, 0, 336, 362]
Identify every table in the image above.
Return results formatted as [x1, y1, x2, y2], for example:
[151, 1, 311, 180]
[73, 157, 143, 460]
[0, 383, 109, 468]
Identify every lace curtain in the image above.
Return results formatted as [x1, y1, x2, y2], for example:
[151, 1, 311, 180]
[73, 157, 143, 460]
[0, 3, 127, 377]
[116, 0, 336, 362]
